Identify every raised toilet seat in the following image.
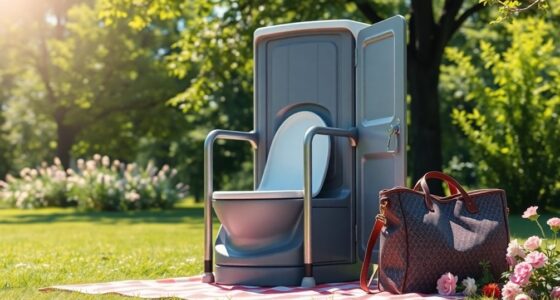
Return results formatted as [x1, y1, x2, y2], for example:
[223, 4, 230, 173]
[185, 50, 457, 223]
[212, 111, 330, 254]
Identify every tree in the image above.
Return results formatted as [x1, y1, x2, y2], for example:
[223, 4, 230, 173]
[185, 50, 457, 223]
[0, 46, 16, 176]
[0, 0, 186, 169]
[402, 1, 486, 188]
[444, 17, 560, 211]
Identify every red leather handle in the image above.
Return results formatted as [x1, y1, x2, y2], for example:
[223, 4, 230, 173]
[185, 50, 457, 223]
[413, 175, 459, 195]
[414, 171, 478, 214]
[360, 217, 385, 293]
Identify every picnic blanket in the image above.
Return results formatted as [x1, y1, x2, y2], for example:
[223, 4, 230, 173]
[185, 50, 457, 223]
[41, 275, 464, 299]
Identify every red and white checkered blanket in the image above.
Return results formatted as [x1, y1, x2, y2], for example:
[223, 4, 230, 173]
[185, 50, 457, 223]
[41, 276, 463, 299]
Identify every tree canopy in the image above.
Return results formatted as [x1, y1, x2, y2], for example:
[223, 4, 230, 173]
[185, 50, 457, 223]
[0, 1, 185, 167]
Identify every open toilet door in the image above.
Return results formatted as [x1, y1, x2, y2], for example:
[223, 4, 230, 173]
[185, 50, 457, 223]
[356, 15, 406, 261]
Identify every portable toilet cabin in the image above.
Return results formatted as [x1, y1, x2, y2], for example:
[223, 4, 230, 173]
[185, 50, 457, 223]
[203, 16, 406, 287]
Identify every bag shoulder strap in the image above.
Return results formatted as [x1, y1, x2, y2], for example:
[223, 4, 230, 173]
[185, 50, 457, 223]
[359, 197, 388, 293]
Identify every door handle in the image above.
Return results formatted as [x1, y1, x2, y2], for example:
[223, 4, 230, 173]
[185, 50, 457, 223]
[386, 120, 400, 153]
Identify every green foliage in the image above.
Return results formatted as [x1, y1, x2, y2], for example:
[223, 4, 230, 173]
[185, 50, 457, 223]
[479, 260, 495, 286]
[2, 0, 554, 202]
[98, 0, 182, 30]
[0, 155, 188, 211]
[0, 0, 186, 169]
[443, 17, 560, 211]
[480, 0, 549, 23]
[0, 79, 57, 170]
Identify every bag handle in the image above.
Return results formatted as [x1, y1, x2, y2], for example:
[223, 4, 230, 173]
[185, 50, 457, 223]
[414, 171, 478, 214]
[413, 174, 459, 196]
[359, 198, 387, 293]
[412, 171, 459, 195]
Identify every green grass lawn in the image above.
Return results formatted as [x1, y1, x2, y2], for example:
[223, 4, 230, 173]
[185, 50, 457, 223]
[0, 202, 556, 299]
[0, 201, 215, 299]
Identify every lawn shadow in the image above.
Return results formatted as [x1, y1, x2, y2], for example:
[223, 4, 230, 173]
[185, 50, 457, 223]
[0, 206, 205, 225]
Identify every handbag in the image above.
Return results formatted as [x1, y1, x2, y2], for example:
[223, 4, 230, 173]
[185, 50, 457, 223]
[360, 171, 510, 294]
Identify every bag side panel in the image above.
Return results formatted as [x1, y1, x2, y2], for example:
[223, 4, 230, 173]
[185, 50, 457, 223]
[378, 192, 408, 293]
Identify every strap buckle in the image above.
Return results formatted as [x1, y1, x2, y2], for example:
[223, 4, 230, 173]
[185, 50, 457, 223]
[376, 198, 389, 223]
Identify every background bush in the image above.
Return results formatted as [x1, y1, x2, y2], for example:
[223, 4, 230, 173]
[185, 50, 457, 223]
[0, 155, 188, 211]
[443, 18, 560, 212]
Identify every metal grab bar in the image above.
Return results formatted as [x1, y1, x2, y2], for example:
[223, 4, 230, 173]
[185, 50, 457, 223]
[301, 126, 358, 287]
[202, 129, 258, 283]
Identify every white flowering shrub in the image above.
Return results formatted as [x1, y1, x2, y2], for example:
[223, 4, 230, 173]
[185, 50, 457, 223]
[0, 158, 70, 208]
[0, 155, 188, 211]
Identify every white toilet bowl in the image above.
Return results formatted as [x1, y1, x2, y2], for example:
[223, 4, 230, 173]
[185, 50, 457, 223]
[212, 111, 330, 255]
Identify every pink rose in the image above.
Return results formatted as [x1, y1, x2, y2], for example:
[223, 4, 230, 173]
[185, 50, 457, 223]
[515, 293, 531, 300]
[547, 217, 560, 232]
[436, 272, 457, 295]
[502, 281, 522, 300]
[506, 254, 517, 266]
[522, 206, 539, 220]
[551, 287, 560, 299]
[524, 251, 548, 268]
[510, 262, 533, 286]
[507, 239, 526, 259]
[523, 236, 542, 251]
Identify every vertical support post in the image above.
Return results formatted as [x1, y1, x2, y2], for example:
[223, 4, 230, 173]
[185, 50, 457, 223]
[202, 132, 216, 283]
[301, 129, 315, 287]
[201, 130, 257, 284]
[301, 127, 358, 288]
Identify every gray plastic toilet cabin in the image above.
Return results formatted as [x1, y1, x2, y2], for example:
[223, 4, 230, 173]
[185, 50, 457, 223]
[203, 16, 407, 287]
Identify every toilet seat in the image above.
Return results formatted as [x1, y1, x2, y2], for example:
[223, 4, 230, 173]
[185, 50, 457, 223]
[213, 111, 330, 200]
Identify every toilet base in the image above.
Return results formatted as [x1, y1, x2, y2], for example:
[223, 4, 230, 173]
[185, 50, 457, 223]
[215, 262, 362, 286]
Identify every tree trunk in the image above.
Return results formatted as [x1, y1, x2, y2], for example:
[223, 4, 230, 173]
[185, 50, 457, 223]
[408, 56, 444, 195]
[54, 110, 79, 169]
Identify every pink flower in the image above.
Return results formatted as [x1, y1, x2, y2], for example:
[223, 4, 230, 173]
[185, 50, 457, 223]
[523, 236, 542, 251]
[515, 293, 531, 300]
[507, 239, 526, 259]
[506, 254, 517, 266]
[436, 272, 457, 295]
[522, 206, 539, 220]
[502, 281, 522, 300]
[510, 262, 533, 286]
[524, 251, 548, 268]
[551, 287, 560, 299]
[547, 217, 560, 232]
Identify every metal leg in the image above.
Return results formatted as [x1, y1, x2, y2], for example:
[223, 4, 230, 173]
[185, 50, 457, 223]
[300, 127, 358, 288]
[203, 131, 216, 283]
[301, 133, 315, 287]
[202, 261, 215, 283]
[202, 130, 257, 284]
